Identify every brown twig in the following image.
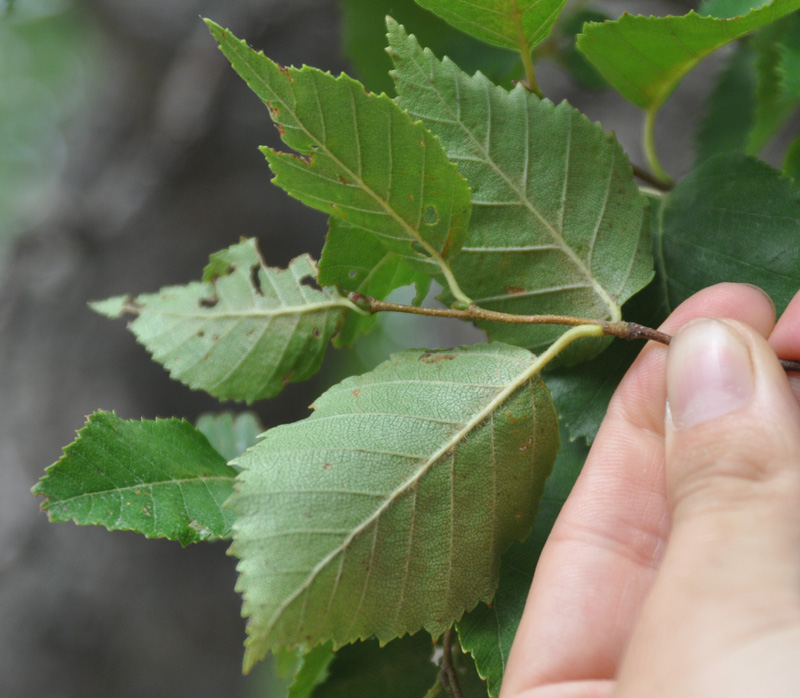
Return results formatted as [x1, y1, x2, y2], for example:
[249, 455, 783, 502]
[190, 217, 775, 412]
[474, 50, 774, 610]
[361, 296, 800, 373]
[440, 628, 463, 698]
[631, 163, 674, 191]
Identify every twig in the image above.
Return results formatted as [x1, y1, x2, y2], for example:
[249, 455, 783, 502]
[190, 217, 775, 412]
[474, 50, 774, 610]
[441, 628, 464, 698]
[360, 296, 800, 373]
[631, 163, 673, 191]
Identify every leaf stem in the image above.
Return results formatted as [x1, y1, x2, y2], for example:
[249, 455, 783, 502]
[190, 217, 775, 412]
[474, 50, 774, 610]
[520, 45, 542, 97]
[441, 628, 464, 698]
[643, 108, 673, 187]
[363, 297, 800, 373]
[631, 163, 673, 191]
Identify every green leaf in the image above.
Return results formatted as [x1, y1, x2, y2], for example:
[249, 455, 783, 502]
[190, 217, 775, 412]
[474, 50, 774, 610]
[699, 0, 773, 19]
[388, 21, 653, 357]
[784, 132, 800, 179]
[311, 635, 438, 698]
[32, 411, 237, 546]
[780, 13, 800, 98]
[92, 239, 348, 404]
[545, 275, 669, 445]
[288, 643, 335, 698]
[196, 411, 263, 462]
[318, 218, 431, 347]
[695, 43, 757, 163]
[657, 154, 800, 315]
[747, 18, 800, 153]
[576, 0, 800, 112]
[457, 424, 588, 696]
[230, 342, 560, 669]
[340, 0, 519, 95]
[413, 0, 569, 52]
[206, 21, 471, 295]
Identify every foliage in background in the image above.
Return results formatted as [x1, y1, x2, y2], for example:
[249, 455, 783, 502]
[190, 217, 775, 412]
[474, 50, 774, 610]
[32, 1, 800, 696]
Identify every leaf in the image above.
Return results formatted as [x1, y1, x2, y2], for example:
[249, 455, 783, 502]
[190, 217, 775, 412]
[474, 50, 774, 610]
[747, 18, 800, 153]
[196, 411, 263, 462]
[695, 43, 757, 163]
[92, 239, 348, 404]
[206, 21, 471, 288]
[545, 274, 669, 444]
[230, 342, 560, 669]
[318, 218, 431, 347]
[340, 0, 519, 95]
[288, 643, 335, 698]
[388, 21, 653, 357]
[311, 635, 438, 698]
[657, 153, 800, 315]
[413, 0, 569, 52]
[457, 424, 589, 696]
[576, 0, 800, 113]
[779, 12, 800, 99]
[32, 411, 237, 546]
[784, 132, 800, 179]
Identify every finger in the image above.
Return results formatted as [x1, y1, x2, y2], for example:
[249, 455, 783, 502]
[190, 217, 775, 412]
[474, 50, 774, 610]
[500, 284, 776, 697]
[769, 289, 800, 403]
[615, 318, 800, 696]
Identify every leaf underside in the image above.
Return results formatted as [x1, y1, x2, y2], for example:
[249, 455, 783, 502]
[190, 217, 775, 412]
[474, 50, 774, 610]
[457, 425, 589, 696]
[657, 153, 800, 315]
[318, 218, 431, 347]
[92, 239, 345, 404]
[388, 21, 652, 356]
[230, 342, 559, 670]
[32, 411, 237, 545]
[576, 0, 800, 113]
[206, 20, 471, 281]
[414, 0, 569, 52]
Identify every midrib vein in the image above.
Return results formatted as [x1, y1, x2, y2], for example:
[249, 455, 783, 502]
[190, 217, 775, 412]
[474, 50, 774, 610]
[407, 51, 619, 318]
[238, 45, 452, 272]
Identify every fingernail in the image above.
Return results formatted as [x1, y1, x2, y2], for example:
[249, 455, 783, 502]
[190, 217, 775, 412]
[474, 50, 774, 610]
[667, 320, 754, 430]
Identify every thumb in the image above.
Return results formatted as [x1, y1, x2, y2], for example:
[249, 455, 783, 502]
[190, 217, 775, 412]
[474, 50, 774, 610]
[616, 318, 800, 696]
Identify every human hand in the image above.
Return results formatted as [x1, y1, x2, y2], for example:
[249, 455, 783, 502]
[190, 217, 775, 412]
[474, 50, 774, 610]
[500, 283, 800, 698]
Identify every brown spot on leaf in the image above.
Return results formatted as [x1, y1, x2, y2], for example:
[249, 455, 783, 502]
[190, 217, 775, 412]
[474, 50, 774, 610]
[518, 436, 535, 452]
[338, 175, 347, 185]
[312, 327, 321, 338]
[419, 352, 457, 363]
[504, 286, 525, 295]
[352, 389, 360, 397]
[323, 463, 332, 470]
[199, 296, 218, 308]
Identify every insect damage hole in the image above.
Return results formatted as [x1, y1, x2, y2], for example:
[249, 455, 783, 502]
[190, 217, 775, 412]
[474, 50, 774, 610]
[423, 205, 438, 225]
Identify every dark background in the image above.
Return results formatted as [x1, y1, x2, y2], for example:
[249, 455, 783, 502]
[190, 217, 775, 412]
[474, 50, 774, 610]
[0, 0, 766, 695]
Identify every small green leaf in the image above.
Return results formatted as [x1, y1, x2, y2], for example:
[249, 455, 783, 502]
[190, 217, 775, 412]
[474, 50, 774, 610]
[206, 20, 471, 289]
[414, 0, 569, 52]
[747, 18, 800, 153]
[457, 425, 588, 696]
[230, 342, 559, 669]
[784, 132, 800, 179]
[780, 13, 800, 98]
[318, 218, 431, 347]
[92, 239, 347, 403]
[196, 411, 263, 462]
[388, 21, 652, 357]
[576, 0, 800, 113]
[657, 153, 800, 315]
[311, 635, 438, 698]
[32, 411, 237, 545]
[340, 0, 518, 95]
[288, 643, 335, 698]
[695, 43, 757, 163]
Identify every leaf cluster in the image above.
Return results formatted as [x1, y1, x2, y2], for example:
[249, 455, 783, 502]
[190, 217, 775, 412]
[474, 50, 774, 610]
[33, 1, 800, 696]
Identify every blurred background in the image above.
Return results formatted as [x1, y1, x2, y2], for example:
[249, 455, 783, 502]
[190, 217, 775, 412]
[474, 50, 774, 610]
[0, 0, 778, 695]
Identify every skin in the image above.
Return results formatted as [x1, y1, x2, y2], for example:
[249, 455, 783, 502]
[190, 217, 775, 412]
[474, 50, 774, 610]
[500, 283, 800, 698]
